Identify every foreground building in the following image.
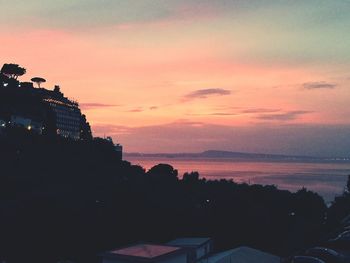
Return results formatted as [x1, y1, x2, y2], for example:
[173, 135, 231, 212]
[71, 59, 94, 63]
[166, 238, 213, 263]
[100, 239, 281, 263]
[199, 246, 280, 263]
[101, 244, 188, 263]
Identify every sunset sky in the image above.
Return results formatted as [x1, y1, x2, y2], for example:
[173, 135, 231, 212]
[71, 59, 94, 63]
[1, 0, 350, 156]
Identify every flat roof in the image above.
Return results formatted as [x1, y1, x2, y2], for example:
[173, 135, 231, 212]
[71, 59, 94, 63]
[110, 244, 181, 259]
[166, 237, 211, 247]
[206, 246, 280, 263]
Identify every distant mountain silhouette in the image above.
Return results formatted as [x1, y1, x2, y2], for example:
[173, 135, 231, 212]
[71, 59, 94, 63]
[125, 150, 349, 162]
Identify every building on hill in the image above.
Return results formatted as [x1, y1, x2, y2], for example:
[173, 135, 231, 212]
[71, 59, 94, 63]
[41, 85, 84, 140]
[114, 143, 123, 160]
[106, 136, 123, 160]
[10, 115, 43, 134]
[0, 64, 94, 140]
[0, 85, 49, 135]
[0, 82, 91, 140]
[0, 63, 123, 158]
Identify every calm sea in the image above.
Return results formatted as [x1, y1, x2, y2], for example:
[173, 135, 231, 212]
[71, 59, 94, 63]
[126, 157, 350, 204]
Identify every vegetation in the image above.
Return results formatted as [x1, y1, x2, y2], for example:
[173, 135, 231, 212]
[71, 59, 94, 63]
[31, 77, 46, 88]
[1, 63, 26, 80]
[327, 175, 350, 226]
[0, 129, 340, 263]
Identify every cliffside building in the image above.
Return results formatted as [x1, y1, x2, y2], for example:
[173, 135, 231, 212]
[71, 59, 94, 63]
[0, 64, 93, 140]
[0, 83, 92, 140]
[41, 85, 85, 140]
[0, 63, 123, 159]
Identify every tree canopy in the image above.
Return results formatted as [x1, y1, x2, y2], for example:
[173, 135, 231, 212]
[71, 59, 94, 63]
[147, 163, 178, 182]
[1, 63, 26, 79]
[31, 77, 46, 88]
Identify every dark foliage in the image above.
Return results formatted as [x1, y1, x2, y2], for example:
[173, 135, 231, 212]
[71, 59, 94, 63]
[0, 131, 331, 263]
[327, 175, 350, 226]
[1, 63, 26, 80]
[147, 163, 179, 183]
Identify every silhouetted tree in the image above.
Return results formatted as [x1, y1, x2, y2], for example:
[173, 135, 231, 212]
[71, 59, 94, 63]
[1, 64, 26, 80]
[147, 163, 178, 182]
[183, 171, 200, 183]
[326, 175, 350, 226]
[31, 77, 46, 88]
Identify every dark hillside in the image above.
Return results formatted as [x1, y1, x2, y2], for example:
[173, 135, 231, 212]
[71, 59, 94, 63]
[0, 130, 329, 263]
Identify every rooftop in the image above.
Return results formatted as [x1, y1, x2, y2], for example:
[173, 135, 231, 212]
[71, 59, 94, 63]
[204, 246, 280, 263]
[109, 244, 181, 259]
[166, 237, 211, 247]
